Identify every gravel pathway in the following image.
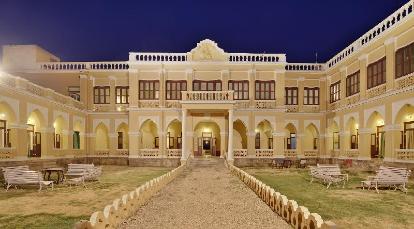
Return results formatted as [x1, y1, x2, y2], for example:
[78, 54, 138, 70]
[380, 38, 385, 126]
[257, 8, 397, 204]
[120, 157, 290, 229]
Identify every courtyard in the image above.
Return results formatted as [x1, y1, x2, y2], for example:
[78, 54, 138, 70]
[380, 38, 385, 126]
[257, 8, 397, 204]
[244, 167, 414, 229]
[0, 166, 170, 229]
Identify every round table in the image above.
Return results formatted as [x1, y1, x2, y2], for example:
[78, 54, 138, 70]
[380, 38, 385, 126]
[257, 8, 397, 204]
[42, 167, 65, 184]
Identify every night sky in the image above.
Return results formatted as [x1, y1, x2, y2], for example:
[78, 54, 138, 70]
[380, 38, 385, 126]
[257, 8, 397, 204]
[0, 0, 408, 63]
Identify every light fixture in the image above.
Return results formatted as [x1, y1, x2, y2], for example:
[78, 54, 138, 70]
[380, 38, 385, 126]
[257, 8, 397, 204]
[407, 114, 413, 121]
[0, 113, 5, 119]
[355, 123, 359, 129]
[117, 106, 122, 112]
[53, 123, 57, 128]
[377, 120, 384, 126]
[255, 128, 259, 133]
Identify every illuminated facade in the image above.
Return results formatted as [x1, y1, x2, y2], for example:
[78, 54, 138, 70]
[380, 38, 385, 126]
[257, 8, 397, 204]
[1, 1, 414, 166]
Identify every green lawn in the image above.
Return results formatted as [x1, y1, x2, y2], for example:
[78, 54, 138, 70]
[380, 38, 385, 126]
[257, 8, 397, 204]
[244, 168, 414, 229]
[0, 166, 170, 229]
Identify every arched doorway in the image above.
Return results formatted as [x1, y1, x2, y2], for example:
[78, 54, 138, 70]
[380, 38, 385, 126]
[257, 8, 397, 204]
[193, 121, 221, 157]
[116, 123, 129, 149]
[167, 119, 182, 149]
[95, 123, 109, 150]
[255, 120, 273, 149]
[27, 110, 45, 157]
[233, 119, 247, 149]
[0, 101, 16, 148]
[304, 123, 319, 150]
[345, 117, 359, 149]
[140, 119, 158, 149]
[395, 104, 414, 149]
[366, 111, 385, 158]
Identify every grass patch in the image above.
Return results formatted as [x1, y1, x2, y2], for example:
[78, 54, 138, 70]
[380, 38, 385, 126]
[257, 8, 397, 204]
[244, 168, 414, 229]
[0, 166, 170, 228]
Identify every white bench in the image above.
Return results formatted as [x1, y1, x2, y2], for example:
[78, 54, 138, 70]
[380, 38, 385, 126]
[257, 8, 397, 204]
[361, 166, 412, 194]
[65, 164, 102, 182]
[3, 169, 53, 191]
[310, 164, 348, 188]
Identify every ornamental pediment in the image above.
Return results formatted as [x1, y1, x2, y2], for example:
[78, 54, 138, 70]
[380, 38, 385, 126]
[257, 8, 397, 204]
[188, 39, 228, 61]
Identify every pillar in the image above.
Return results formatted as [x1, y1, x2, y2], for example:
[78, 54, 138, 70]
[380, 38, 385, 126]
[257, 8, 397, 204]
[275, 70, 286, 107]
[181, 109, 187, 163]
[9, 124, 28, 159]
[358, 55, 368, 98]
[248, 69, 256, 108]
[79, 74, 88, 106]
[227, 109, 234, 162]
[385, 37, 396, 91]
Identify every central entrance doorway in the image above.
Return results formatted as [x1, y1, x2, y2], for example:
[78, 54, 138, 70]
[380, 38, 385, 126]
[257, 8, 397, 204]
[194, 121, 221, 157]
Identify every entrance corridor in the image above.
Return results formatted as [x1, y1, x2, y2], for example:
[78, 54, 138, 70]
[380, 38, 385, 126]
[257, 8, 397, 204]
[120, 158, 289, 229]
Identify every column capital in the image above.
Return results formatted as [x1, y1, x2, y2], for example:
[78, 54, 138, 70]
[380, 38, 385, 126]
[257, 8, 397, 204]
[384, 37, 396, 46]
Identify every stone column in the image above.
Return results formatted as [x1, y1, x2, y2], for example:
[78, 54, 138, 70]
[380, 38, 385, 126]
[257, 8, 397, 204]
[87, 76, 94, 110]
[159, 69, 166, 107]
[109, 76, 116, 111]
[8, 124, 28, 159]
[384, 124, 401, 162]
[358, 55, 368, 98]
[128, 111, 140, 158]
[248, 69, 256, 108]
[79, 74, 88, 106]
[129, 69, 139, 108]
[181, 109, 187, 163]
[227, 109, 234, 162]
[275, 70, 286, 107]
[358, 128, 371, 160]
[339, 67, 347, 106]
[385, 37, 396, 91]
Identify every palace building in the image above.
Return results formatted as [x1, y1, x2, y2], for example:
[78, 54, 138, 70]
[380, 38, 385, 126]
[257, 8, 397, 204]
[0, 1, 414, 167]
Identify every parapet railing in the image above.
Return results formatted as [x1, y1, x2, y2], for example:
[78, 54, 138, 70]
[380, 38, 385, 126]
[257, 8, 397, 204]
[327, 0, 414, 69]
[130, 52, 287, 63]
[0, 72, 85, 110]
[285, 63, 325, 71]
[181, 91, 234, 102]
[228, 53, 286, 63]
[38, 61, 129, 71]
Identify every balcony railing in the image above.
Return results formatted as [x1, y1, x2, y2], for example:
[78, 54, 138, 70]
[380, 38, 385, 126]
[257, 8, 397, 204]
[395, 149, 414, 161]
[0, 72, 85, 110]
[255, 100, 277, 109]
[341, 149, 360, 158]
[303, 150, 318, 158]
[140, 149, 160, 157]
[182, 91, 234, 102]
[234, 149, 248, 157]
[0, 147, 15, 159]
[255, 149, 273, 157]
[284, 150, 297, 158]
[167, 149, 182, 157]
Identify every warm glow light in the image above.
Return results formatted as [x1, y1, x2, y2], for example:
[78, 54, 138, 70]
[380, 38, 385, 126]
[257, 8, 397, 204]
[53, 122, 57, 128]
[203, 127, 211, 133]
[27, 118, 33, 124]
[407, 114, 413, 121]
[0, 113, 5, 119]
[355, 123, 359, 129]
[255, 128, 259, 133]
[377, 120, 384, 126]
[117, 106, 122, 112]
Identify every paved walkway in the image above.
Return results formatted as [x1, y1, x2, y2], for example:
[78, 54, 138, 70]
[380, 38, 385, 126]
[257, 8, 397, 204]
[120, 157, 290, 229]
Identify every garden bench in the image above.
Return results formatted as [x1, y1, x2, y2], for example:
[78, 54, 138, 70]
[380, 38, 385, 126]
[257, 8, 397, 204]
[3, 169, 53, 191]
[361, 166, 411, 194]
[65, 163, 102, 181]
[309, 164, 348, 188]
